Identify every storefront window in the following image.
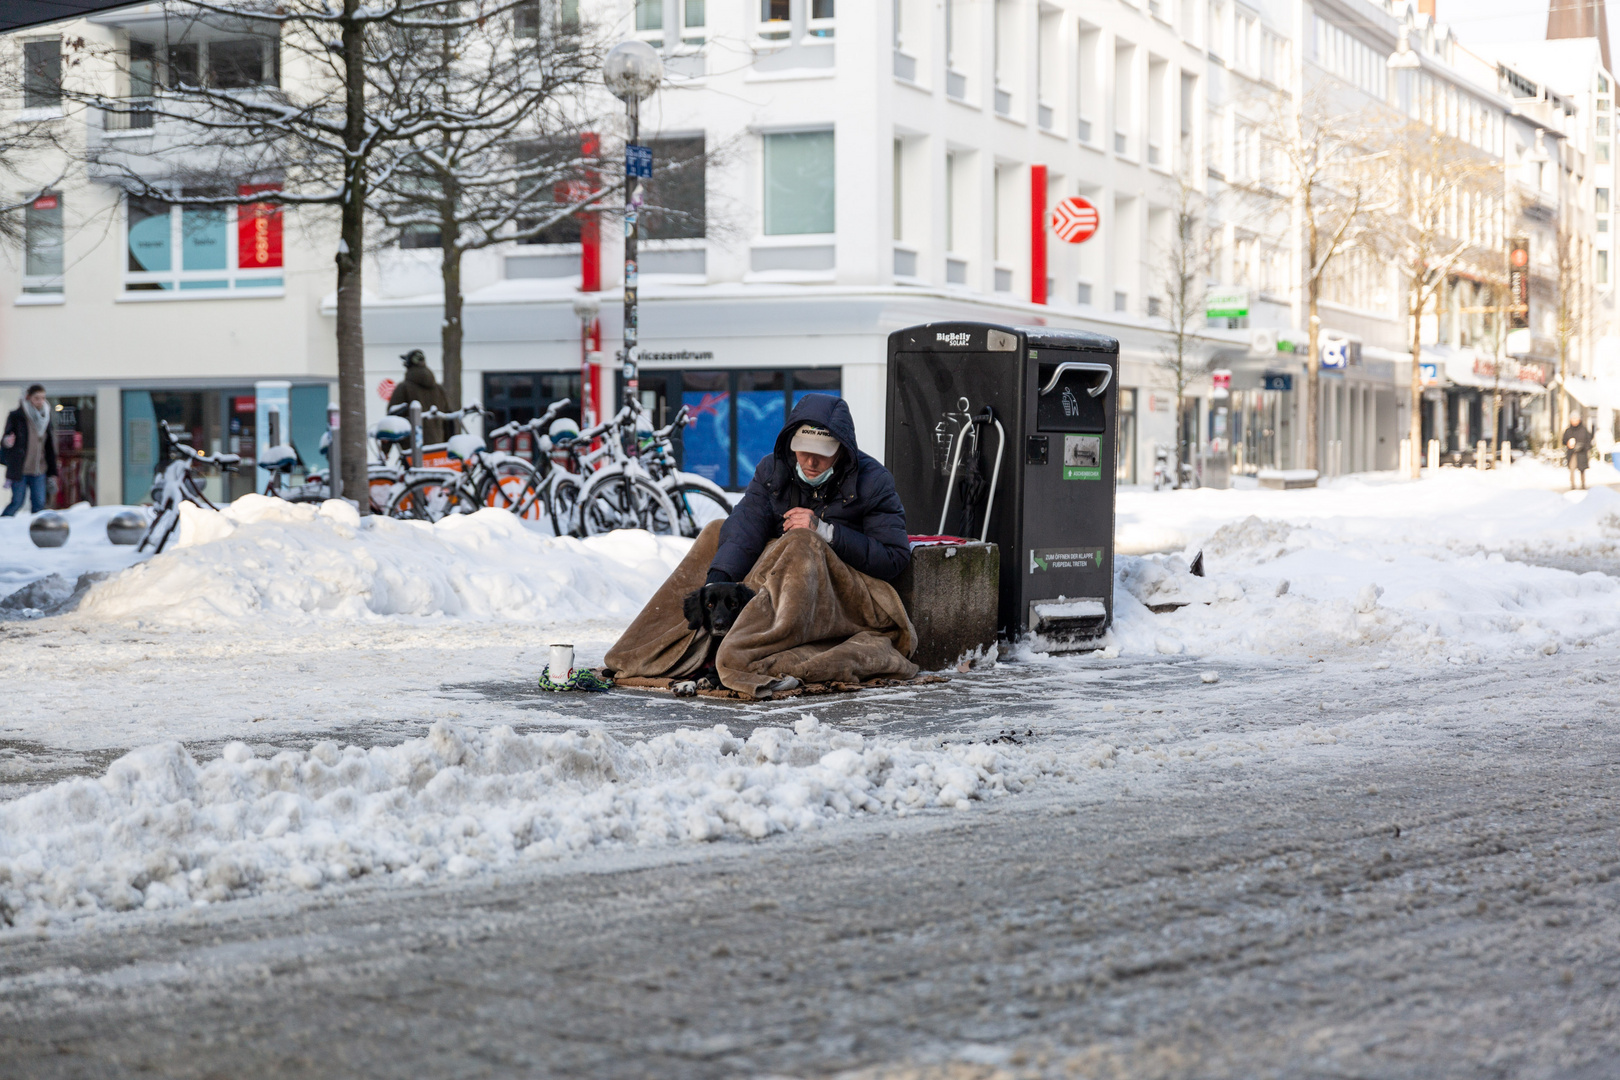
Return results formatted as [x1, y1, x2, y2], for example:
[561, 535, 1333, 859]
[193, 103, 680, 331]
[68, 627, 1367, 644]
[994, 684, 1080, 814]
[124, 189, 284, 293]
[483, 372, 582, 432]
[624, 367, 841, 487]
[1116, 388, 1136, 484]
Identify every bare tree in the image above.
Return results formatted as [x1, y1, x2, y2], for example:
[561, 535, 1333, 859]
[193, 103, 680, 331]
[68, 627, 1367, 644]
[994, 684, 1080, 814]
[368, 3, 614, 408]
[74, 0, 584, 511]
[1370, 119, 1498, 478]
[1553, 219, 1585, 436]
[1246, 87, 1381, 473]
[1153, 177, 1215, 487]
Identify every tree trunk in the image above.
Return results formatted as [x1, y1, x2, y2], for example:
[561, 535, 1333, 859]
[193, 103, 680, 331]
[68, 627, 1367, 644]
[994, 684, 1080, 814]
[1408, 293, 1424, 479]
[441, 240, 464, 411]
[337, 0, 370, 514]
[440, 175, 463, 410]
[1306, 288, 1320, 473]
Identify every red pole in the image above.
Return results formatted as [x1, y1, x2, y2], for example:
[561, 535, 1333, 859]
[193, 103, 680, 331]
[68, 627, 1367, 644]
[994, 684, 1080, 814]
[1030, 164, 1048, 305]
[580, 132, 601, 424]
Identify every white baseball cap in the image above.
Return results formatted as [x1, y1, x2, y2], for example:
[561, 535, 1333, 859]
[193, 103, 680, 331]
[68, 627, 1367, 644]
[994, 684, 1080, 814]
[789, 422, 840, 457]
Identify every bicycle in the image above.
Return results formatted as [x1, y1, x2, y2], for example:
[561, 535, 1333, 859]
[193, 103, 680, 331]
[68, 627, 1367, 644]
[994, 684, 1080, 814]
[138, 421, 242, 554]
[569, 403, 680, 536]
[385, 404, 555, 523]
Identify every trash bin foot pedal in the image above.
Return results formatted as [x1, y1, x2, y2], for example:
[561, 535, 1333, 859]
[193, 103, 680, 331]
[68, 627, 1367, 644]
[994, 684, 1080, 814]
[1029, 597, 1108, 650]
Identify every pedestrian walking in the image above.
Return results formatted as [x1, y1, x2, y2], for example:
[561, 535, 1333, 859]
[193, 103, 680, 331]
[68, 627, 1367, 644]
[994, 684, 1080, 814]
[2, 384, 58, 517]
[387, 350, 452, 446]
[1561, 413, 1594, 491]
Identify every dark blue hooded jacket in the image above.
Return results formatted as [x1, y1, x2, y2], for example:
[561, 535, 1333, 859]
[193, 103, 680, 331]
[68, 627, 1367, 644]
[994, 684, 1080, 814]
[707, 394, 910, 583]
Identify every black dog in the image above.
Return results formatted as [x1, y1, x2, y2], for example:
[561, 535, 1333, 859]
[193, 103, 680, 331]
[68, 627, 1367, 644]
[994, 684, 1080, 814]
[677, 582, 756, 693]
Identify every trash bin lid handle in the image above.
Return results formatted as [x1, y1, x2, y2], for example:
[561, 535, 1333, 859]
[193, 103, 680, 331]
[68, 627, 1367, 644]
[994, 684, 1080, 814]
[1039, 361, 1113, 399]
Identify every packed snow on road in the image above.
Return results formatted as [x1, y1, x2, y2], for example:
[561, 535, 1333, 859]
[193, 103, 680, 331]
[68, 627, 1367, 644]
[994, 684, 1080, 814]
[1, 462, 1617, 930]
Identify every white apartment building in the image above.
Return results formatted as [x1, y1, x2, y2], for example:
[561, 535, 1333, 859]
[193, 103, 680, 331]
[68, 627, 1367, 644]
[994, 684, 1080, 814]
[2, 0, 1611, 508]
[2, 0, 1235, 506]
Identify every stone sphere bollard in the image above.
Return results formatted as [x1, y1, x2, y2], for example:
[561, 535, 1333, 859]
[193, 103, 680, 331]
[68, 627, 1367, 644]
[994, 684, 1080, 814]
[29, 512, 70, 548]
[106, 510, 147, 546]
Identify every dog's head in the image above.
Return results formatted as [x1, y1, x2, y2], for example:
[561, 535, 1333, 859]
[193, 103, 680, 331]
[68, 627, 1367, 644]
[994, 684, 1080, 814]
[683, 582, 757, 637]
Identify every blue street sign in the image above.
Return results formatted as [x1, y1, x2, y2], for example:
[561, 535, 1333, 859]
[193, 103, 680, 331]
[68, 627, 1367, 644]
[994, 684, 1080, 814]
[626, 144, 653, 178]
[1262, 373, 1293, 391]
[1420, 362, 1438, 385]
[1320, 339, 1349, 369]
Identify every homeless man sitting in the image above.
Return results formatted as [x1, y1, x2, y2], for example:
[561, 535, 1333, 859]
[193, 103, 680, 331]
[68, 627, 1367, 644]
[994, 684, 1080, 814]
[605, 394, 919, 698]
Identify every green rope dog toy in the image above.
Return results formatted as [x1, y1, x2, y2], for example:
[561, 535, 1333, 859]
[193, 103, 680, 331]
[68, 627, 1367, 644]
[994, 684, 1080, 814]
[538, 666, 615, 692]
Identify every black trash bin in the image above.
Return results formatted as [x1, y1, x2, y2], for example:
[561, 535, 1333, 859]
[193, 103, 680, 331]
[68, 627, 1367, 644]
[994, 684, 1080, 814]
[885, 322, 1120, 648]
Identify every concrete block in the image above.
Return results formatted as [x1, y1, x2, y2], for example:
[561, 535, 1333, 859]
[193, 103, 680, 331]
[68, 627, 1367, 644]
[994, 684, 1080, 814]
[894, 542, 1000, 671]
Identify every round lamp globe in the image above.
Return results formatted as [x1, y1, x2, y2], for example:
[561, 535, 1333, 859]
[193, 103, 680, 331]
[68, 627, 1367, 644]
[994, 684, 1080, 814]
[604, 40, 663, 102]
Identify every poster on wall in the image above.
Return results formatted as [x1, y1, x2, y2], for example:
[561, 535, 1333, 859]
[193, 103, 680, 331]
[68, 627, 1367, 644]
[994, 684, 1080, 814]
[238, 184, 284, 269]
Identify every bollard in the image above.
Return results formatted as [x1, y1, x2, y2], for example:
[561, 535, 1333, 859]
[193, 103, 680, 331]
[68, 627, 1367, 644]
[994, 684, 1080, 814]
[326, 402, 343, 501]
[411, 396, 424, 466]
[1426, 439, 1440, 472]
[1475, 440, 1488, 470]
[1500, 443, 1510, 468]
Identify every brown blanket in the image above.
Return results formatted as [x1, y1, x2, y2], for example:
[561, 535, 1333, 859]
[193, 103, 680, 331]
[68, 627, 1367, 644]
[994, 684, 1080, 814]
[605, 522, 918, 699]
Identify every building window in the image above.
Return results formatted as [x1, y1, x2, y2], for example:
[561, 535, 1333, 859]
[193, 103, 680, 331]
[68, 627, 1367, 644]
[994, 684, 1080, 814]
[808, 0, 835, 38]
[682, 0, 706, 44]
[893, 138, 903, 241]
[641, 135, 706, 239]
[516, 0, 581, 38]
[763, 130, 834, 235]
[760, 0, 790, 40]
[124, 189, 284, 293]
[1601, 250, 1610, 286]
[23, 193, 63, 294]
[1598, 188, 1610, 214]
[23, 39, 61, 110]
[159, 36, 278, 90]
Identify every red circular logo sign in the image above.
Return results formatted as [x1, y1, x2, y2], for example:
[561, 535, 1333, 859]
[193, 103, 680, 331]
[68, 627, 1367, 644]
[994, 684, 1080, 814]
[1511, 248, 1529, 268]
[377, 379, 397, 401]
[1049, 197, 1100, 244]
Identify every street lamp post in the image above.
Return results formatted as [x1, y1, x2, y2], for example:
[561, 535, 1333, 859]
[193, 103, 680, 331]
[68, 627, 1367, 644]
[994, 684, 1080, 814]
[603, 41, 663, 414]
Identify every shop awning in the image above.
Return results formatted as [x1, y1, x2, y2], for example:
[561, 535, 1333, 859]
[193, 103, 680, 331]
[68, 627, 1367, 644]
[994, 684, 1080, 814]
[1443, 350, 1548, 396]
[1558, 376, 1604, 409]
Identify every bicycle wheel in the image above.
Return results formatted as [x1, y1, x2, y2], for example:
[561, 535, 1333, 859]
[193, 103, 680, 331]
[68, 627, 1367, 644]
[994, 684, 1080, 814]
[577, 472, 677, 536]
[388, 474, 462, 522]
[665, 481, 732, 538]
[483, 459, 546, 521]
[547, 472, 584, 536]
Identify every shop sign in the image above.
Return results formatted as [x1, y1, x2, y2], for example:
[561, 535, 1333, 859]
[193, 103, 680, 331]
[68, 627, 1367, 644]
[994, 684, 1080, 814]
[1205, 286, 1249, 319]
[1320, 339, 1349, 370]
[625, 144, 653, 179]
[1049, 197, 1100, 243]
[377, 378, 398, 401]
[1262, 373, 1293, 391]
[237, 184, 283, 269]
[233, 395, 256, 415]
[32, 194, 57, 210]
[1508, 238, 1530, 330]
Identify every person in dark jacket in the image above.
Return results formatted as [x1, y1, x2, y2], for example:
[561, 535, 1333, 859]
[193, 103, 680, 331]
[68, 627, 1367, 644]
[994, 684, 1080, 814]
[1562, 413, 1594, 490]
[2, 384, 57, 517]
[706, 394, 910, 585]
[387, 350, 452, 445]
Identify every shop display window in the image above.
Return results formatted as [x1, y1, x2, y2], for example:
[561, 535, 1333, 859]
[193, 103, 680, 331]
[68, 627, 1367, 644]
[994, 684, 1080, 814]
[124, 188, 284, 293]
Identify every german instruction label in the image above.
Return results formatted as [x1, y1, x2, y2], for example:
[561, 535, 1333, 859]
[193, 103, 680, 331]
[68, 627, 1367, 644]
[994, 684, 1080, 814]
[1063, 435, 1102, 480]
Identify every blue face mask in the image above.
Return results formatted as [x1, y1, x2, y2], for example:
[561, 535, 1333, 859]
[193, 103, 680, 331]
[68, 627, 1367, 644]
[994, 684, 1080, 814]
[796, 462, 835, 487]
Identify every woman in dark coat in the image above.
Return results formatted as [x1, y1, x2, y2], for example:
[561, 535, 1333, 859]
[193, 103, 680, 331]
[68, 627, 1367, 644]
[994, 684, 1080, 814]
[2, 384, 57, 516]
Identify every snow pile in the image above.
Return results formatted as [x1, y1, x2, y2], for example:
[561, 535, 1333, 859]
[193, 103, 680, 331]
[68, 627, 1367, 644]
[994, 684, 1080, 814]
[1106, 473, 1620, 662]
[0, 718, 1040, 927]
[76, 495, 691, 625]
